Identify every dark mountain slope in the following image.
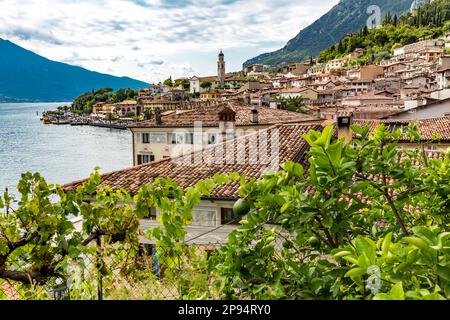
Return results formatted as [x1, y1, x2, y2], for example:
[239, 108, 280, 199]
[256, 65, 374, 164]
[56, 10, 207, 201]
[243, 0, 415, 68]
[0, 39, 149, 102]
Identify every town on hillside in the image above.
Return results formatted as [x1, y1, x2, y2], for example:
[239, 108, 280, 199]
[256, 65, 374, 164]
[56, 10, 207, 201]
[61, 35, 450, 243]
[3, 0, 450, 302]
[51, 31, 450, 164]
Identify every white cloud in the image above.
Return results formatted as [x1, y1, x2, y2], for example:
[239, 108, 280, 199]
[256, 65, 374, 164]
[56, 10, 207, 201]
[0, 0, 339, 83]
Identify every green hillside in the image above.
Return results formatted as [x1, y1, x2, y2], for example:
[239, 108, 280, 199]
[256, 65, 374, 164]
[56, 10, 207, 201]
[318, 0, 450, 64]
[243, 0, 414, 68]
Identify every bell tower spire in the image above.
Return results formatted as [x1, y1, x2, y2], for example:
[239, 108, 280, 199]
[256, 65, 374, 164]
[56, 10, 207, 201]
[218, 50, 225, 87]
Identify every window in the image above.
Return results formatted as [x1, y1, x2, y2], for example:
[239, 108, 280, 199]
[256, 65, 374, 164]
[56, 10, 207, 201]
[142, 133, 150, 144]
[192, 208, 217, 227]
[185, 133, 194, 145]
[143, 154, 155, 163]
[138, 154, 155, 165]
[135, 132, 142, 144]
[208, 133, 217, 145]
[143, 207, 157, 220]
[150, 133, 167, 144]
[172, 133, 184, 145]
[143, 133, 167, 144]
[388, 124, 405, 134]
[221, 208, 241, 225]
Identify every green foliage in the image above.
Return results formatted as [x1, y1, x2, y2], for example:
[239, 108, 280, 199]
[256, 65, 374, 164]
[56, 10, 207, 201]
[318, 0, 450, 64]
[163, 78, 173, 87]
[1, 122, 449, 300]
[124, 111, 136, 118]
[276, 96, 309, 114]
[0, 170, 141, 296]
[200, 81, 213, 90]
[71, 88, 138, 113]
[209, 124, 450, 300]
[174, 78, 190, 90]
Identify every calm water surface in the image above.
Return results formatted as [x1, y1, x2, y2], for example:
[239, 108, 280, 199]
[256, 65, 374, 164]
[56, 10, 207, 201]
[0, 103, 132, 195]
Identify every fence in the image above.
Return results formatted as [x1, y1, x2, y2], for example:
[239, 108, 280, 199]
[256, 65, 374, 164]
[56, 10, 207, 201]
[0, 242, 230, 300]
[0, 236, 291, 301]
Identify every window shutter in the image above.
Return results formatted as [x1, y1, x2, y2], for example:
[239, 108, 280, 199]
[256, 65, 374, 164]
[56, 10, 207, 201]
[137, 155, 143, 165]
[135, 132, 141, 144]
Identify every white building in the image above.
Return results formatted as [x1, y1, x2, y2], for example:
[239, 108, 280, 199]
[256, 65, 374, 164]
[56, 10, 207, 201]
[189, 76, 201, 94]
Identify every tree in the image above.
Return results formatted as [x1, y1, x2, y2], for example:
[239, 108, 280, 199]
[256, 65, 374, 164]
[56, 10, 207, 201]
[200, 81, 213, 90]
[163, 77, 173, 87]
[1, 123, 449, 300]
[105, 112, 115, 124]
[277, 96, 308, 114]
[210, 124, 450, 299]
[143, 108, 153, 120]
[124, 111, 136, 118]
[0, 171, 141, 290]
[175, 79, 190, 90]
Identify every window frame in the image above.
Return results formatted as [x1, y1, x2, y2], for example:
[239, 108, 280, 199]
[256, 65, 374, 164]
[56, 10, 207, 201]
[142, 133, 150, 144]
[208, 133, 218, 145]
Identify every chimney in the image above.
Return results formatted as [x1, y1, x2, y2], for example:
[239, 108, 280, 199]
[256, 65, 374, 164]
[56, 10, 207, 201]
[155, 107, 162, 125]
[250, 106, 259, 124]
[218, 105, 236, 138]
[337, 112, 353, 144]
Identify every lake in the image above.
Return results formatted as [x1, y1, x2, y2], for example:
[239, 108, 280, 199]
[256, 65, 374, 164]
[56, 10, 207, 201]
[0, 102, 133, 196]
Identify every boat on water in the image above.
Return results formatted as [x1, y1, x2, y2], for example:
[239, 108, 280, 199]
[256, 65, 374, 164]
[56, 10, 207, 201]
[51, 120, 71, 125]
[42, 117, 51, 124]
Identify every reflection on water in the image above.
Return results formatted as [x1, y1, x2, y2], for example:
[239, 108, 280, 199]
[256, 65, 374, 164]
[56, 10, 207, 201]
[0, 102, 132, 196]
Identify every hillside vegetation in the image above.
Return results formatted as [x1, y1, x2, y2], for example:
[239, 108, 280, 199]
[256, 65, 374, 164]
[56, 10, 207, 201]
[243, 0, 414, 68]
[71, 88, 138, 114]
[318, 0, 450, 64]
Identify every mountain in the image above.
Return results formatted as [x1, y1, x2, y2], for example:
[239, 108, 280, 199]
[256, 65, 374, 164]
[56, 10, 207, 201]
[243, 0, 415, 68]
[0, 39, 149, 102]
[318, 0, 449, 63]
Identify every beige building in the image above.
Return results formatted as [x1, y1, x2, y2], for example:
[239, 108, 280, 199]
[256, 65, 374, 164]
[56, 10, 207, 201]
[128, 103, 317, 165]
[394, 38, 445, 56]
[92, 102, 115, 115]
[114, 100, 140, 117]
[63, 115, 449, 244]
[140, 99, 182, 112]
[325, 58, 348, 73]
[64, 123, 320, 243]
[347, 65, 384, 80]
[282, 63, 311, 76]
[200, 89, 226, 101]
[342, 93, 395, 107]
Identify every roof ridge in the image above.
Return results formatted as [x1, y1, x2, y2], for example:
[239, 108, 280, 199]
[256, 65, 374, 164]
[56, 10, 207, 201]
[62, 122, 321, 190]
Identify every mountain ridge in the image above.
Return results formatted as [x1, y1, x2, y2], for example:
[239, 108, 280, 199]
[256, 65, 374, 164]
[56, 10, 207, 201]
[0, 39, 149, 103]
[243, 0, 415, 68]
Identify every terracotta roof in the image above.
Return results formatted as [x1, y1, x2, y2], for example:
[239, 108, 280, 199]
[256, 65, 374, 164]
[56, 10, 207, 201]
[351, 79, 374, 83]
[115, 100, 137, 105]
[199, 76, 218, 82]
[386, 97, 450, 117]
[141, 100, 180, 104]
[62, 123, 321, 198]
[128, 103, 317, 128]
[344, 94, 394, 101]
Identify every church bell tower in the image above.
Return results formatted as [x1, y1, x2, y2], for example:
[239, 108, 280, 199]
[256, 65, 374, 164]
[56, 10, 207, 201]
[218, 50, 225, 87]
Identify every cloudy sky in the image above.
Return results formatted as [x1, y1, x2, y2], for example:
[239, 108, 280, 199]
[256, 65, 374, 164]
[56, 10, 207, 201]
[0, 0, 339, 84]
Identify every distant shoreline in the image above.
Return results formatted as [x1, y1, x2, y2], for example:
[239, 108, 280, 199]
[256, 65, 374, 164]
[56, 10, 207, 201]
[0, 101, 73, 105]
